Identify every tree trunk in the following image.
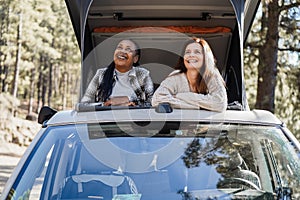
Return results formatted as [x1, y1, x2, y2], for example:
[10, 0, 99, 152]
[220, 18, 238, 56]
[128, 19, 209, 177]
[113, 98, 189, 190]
[62, 72, 68, 110]
[42, 63, 47, 107]
[1, 65, 9, 92]
[28, 67, 35, 114]
[11, 12, 22, 98]
[0, 66, 2, 92]
[255, 1, 279, 113]
[36, 57, 43, 113]
[48, 62, 52, 106]
[0, 1, 10, 93]
[54, 64, 60, 97]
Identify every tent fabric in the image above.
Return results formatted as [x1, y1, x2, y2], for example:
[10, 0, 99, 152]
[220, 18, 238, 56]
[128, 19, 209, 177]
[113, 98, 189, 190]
[93, 26, 231, 34]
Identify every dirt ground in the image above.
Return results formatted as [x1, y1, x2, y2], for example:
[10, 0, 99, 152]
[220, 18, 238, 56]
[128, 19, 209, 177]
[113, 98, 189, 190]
[0, 94, 40, 195]
[0, 141, 26, 194]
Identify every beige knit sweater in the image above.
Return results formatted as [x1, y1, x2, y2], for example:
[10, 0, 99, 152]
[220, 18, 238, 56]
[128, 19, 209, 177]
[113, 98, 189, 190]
[152, 70, 227, 112]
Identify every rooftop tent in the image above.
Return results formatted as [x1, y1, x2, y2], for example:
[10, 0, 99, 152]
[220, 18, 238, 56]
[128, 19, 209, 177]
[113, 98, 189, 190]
[65, 0, 260, 110]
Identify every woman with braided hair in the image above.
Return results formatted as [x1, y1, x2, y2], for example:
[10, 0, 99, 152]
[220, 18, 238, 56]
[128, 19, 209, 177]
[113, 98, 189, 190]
[81, 39, 154, 106]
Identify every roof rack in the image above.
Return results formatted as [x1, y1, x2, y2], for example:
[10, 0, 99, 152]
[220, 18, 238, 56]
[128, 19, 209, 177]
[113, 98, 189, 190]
[75, 102, 173, 113]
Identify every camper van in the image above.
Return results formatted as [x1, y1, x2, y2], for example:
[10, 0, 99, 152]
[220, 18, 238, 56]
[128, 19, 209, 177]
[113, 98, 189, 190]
[1, 0, 300, 199]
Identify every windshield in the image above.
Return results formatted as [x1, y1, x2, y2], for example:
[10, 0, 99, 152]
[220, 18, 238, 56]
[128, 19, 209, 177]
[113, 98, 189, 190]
[7, 122, 300, 200]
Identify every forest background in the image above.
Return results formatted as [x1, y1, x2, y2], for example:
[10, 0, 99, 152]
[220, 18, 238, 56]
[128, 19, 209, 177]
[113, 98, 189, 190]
[0, 0, 299, 149]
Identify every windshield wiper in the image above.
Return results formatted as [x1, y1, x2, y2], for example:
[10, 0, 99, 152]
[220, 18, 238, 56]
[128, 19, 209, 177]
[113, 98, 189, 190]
[264, 140, 293, 199]
[178, 188, 274, 200]
[275, 186, 293, 200]
[219, 188, 274, 199]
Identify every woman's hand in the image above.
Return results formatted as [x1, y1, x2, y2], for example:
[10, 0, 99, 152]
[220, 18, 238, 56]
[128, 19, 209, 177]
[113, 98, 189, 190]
[104, 96, 136, 106]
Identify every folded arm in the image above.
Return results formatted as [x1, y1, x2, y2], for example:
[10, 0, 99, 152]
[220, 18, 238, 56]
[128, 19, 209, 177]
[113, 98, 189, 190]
[175, 75, 227, 112]
[81, 70, 101, 103]
[152, 73, 227, 112]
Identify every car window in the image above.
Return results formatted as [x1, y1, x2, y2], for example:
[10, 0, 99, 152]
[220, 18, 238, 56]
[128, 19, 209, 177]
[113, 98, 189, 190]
[7, 123, 300, 199]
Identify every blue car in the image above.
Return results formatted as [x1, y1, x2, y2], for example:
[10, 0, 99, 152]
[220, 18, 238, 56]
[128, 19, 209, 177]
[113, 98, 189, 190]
[1, 0, 300, 199]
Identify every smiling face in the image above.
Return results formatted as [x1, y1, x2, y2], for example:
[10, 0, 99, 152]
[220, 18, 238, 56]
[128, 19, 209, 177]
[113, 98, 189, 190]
[183, 42, 204, 71]
[113, 40, 139, 72]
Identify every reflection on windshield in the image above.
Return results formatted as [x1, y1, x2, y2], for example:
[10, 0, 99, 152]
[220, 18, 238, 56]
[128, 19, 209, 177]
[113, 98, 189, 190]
[7, 123, 300, 200]
[181, 136, 262, 199]
[79, 123, 266, 198]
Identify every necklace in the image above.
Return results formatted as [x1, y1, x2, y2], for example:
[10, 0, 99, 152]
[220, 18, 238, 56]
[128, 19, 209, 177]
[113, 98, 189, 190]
[186, 72, 199, 93]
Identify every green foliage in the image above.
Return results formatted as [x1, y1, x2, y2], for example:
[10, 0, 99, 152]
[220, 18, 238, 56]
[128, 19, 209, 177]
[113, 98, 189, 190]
[276, 67, 300, 138]
[0, 0, 80, 111]
[244, 1, 300, 137]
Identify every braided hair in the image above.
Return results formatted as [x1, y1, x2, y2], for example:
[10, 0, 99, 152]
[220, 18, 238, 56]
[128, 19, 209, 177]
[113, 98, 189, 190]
[95, 39, 141, 102]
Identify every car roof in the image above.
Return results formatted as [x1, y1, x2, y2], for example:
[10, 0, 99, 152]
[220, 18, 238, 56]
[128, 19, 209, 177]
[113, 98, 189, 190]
[45, 109, 282, 127]
[65, 0, 260, 51]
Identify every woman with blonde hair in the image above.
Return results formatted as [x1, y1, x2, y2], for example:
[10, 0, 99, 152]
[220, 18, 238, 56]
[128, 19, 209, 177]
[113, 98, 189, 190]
[152, 37, 227, 112]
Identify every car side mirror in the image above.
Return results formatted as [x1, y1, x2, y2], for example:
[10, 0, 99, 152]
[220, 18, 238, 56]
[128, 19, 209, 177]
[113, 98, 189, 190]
[38, 106, 57, 126]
